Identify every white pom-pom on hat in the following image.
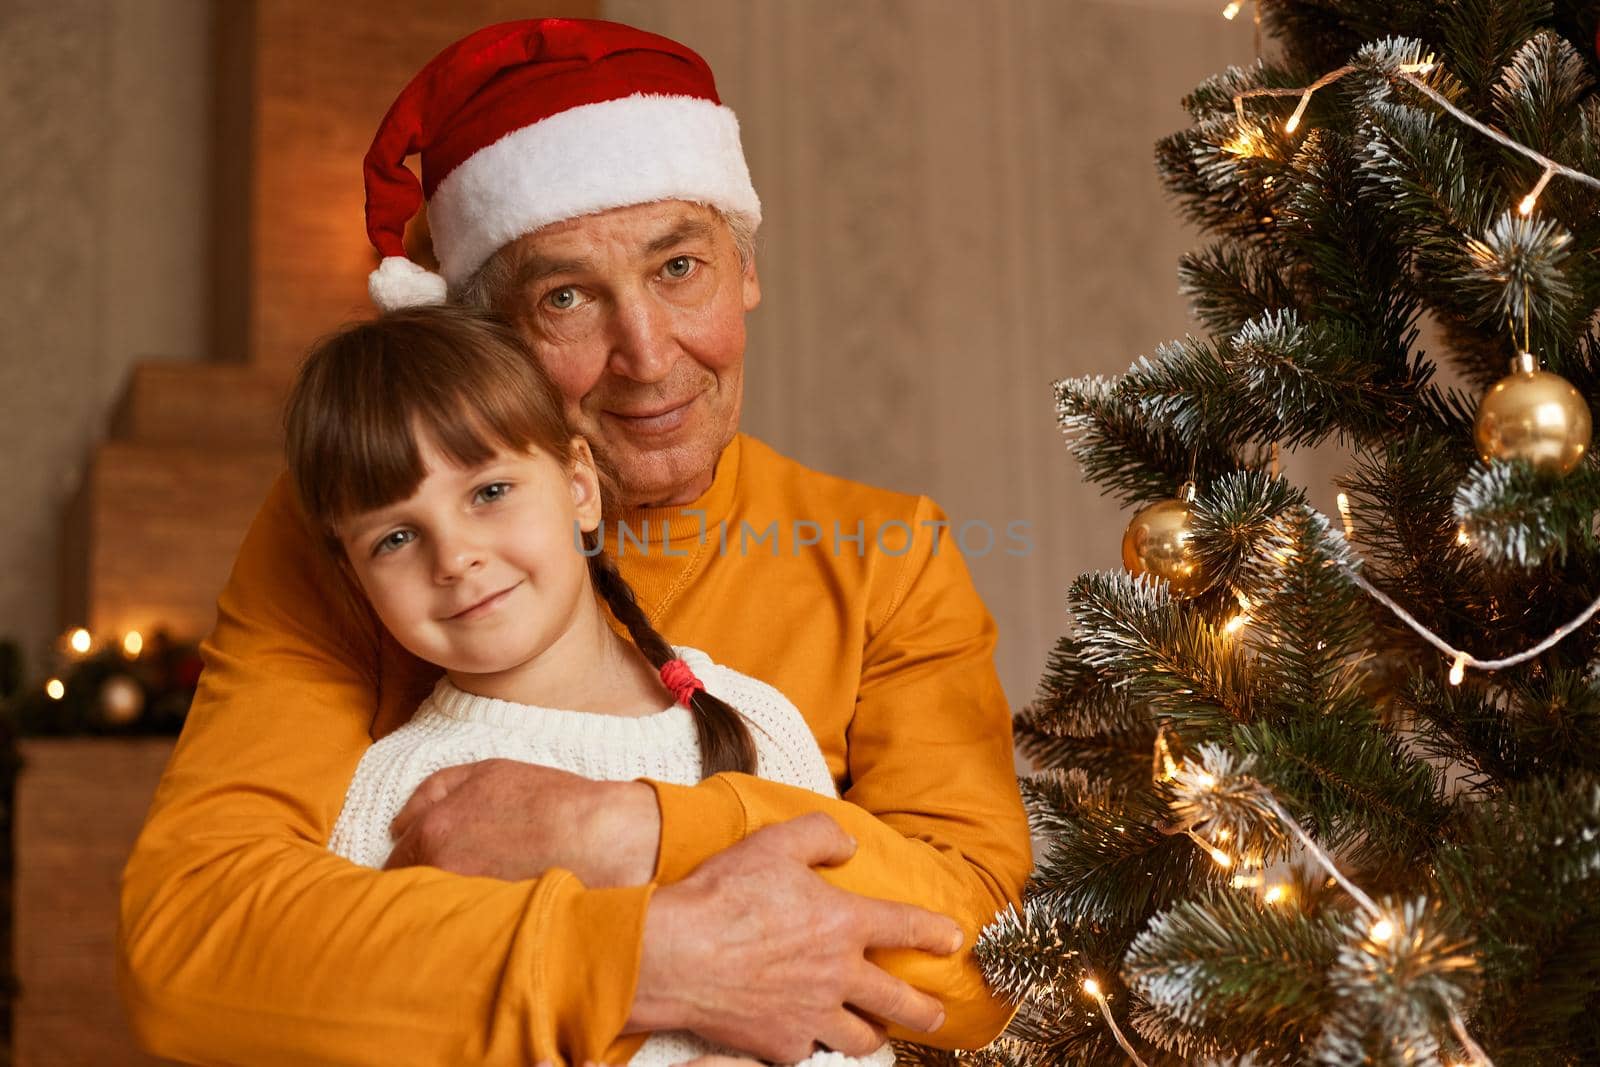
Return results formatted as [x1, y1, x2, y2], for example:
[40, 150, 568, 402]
[368, 256, 448, 311]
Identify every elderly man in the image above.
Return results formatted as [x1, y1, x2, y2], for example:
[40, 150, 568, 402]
[119, 18, 1030, 1066]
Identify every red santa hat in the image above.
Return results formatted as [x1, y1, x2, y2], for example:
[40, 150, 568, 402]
[363, 18, 761, 310]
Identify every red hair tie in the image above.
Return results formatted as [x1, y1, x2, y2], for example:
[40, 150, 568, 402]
[660, 658, 705, 707]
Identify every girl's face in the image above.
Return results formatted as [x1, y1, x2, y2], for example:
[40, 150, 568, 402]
[336, 433, 604, 686]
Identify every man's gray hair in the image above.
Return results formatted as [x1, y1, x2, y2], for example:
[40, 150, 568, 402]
[453, 207, 757, 312]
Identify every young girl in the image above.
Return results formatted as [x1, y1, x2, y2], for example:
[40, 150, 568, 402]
[282, 306, 893, 1067]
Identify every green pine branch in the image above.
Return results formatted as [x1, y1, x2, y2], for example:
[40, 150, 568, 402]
[1069, 571, 1260, 733]
[1189, 470, 1308, 592]
[1231, 715, 1448, 874]
[1179, 241, 1301, 337]
[1027, 784, 1222, 930]
[1454, 456, 1600, 566]
[1123, 891, 1344, 1059]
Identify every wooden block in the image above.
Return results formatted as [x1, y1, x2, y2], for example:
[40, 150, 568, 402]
[14, 738, 178, 1067]
[67, 442, 283, 642]
[107, 362, 288, 449]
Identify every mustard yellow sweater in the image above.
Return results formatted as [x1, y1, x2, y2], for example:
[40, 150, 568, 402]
[119, 433, 1032, 1065]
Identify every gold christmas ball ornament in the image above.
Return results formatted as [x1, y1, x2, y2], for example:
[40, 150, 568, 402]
[1474, 352, 1592, 476]
[99, 674, 145, 725]
[1122, 487, 1210, 598]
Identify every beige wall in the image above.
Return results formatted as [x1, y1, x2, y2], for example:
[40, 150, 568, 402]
[0, 0, 212, 669]
[605, 0, 1261, 704]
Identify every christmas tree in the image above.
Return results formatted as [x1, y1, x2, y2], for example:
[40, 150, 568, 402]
[907, 2, 1600, 1064]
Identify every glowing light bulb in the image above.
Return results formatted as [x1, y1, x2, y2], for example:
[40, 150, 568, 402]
[45, 678, 65, 700]
[1263, 884, 1289, 904]
[1370, 918, 1395, 943]
[1223, 614, 1249, 635]
[1215, 828, 1231, 841]
[1224, 126, 1264, 157]
[1231, 872, 1264, 889]
[68, 628, 91, 654]
[1456, 526, 1471, 546]
[1520, 166, 1556, 217]
[1336, 492, 1355, 539]
[1449, 653, 1467, 686]
[122, 630, 143, 657]
[1082, 976, 1102, 998]
[1210, 848, 1233, 868]
[1222, 1, 1242, 18]
[1196, 772, 1217, 790]
[1284, 91, 1312, 134]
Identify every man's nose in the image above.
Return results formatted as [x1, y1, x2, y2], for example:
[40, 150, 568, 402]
[606, 292, 675, 383]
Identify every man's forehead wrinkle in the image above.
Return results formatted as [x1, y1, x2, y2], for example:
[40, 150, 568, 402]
[643, 218, 717, 256]
[515, 251, 595, 288]
[514, 208, 720, 286]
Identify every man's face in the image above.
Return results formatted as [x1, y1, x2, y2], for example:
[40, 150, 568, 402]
[496, 201, 761, 508]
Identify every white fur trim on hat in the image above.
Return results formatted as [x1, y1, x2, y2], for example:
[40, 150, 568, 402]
[369, 256, 450, 311]
[427, 93, 761, 289]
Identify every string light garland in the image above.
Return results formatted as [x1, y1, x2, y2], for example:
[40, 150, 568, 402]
[1152, 746, 1496, 1066]
[1334, 540, 1600, 683]
[1081, 975, 1152, 1067]
[1228, 55, 1600, 214]
[1395, 72, 1600, 211]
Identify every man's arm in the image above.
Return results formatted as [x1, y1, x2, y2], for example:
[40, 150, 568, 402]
[645, 498, 1034, 1047]
[117, 477, 652, 1065]
[390, 498, 1032, 1048]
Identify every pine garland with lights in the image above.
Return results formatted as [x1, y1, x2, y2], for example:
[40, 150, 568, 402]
[2, 628, 201, 738]
[961, 2, 1600, 1064]
[0, 628, 198, 1060]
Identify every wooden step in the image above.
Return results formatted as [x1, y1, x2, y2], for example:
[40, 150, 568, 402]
[61, 441, 284, 643]
[15, 738, 179, 1067]
[108, 361, 289, 448]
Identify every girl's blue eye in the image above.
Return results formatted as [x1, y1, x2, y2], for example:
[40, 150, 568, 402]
[374, 529, 414, 556]
[475, 482, 511, 504]
[663, 256, 694, 278]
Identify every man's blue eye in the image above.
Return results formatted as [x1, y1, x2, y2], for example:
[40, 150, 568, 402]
[548, 287, 578, 309]
[664, 256, 693, 278]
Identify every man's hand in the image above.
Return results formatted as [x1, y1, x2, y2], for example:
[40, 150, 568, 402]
[627, 811, 963, 1061]
[384, 760, 660, 887]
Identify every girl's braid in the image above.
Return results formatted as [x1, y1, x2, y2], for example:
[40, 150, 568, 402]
[587, 552, 758, 778]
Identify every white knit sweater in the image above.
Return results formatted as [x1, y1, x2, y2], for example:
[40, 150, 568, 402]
[329, 647, 895, 1067]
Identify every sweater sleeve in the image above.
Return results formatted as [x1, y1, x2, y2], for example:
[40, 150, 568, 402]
[118, 476, 653, 1066]
[647, 498, 1033, 1049]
